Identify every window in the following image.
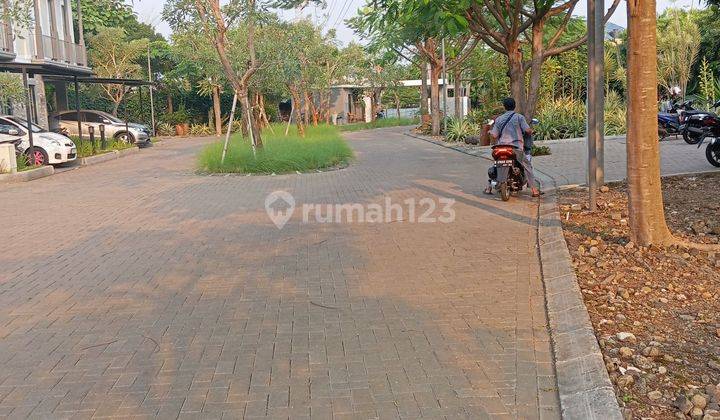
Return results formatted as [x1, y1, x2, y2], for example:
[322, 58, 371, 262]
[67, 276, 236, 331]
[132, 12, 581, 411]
[60, 112, 77, 121]
[0, 123, 18, 135]
[84, 112, 104, 123]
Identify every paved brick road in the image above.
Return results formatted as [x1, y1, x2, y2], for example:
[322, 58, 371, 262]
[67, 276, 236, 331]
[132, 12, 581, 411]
[0, 128, 559, 419]
[532, 136, 720, 186]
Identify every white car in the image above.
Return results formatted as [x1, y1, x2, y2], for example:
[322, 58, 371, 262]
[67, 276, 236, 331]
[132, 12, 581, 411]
[0, 116, 77, 165]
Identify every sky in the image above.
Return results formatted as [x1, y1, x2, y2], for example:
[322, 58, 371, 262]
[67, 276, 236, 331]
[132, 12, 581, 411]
[130, 0, 702, 43]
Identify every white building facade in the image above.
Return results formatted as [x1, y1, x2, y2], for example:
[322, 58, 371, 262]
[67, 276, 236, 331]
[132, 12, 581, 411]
[0, 0, 90, 128]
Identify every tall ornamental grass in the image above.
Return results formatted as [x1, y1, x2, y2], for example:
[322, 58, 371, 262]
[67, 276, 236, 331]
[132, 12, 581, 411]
[198, 124, 353, 174]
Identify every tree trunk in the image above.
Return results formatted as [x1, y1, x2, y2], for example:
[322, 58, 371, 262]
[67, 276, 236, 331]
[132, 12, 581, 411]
[167, 94, 174, 114]
[307, 92, 319, 126]
[112, 101, 120, 117]
[626, 0, 673, 246]
[453, 68, 462, 120]
[420, 59, 429, 120]
[302, 89, 310, 126]
[508, 42, 527, 115]
[290, 88, 305, 137]
[239, 88, 262, 149]
[430, 62, 442, 135]
[395, 92, 401, 119]
[212, 85, 222, 136]
[525, 22, 545, 119]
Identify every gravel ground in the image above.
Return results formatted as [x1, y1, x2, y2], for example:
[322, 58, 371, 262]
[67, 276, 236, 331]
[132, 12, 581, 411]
[559, 173, 720, 420]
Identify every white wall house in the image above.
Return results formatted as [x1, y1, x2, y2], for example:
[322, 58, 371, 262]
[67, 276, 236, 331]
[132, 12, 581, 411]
[0, 0, 90, 128]
[325, 79, 471, 124]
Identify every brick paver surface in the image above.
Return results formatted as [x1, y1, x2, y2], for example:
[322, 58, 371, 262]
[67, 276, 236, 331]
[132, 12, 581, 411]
[532, 136, 720, 186]
[0, 128, 559, 419]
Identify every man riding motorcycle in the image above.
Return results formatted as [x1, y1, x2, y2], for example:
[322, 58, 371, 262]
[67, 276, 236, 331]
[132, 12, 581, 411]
[484, 97, 542, 197]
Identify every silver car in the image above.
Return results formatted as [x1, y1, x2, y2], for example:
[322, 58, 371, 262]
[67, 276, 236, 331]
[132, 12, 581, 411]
[54, 110, 151, 144]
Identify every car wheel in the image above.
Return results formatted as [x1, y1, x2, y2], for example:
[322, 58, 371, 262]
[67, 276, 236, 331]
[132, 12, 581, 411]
[114, 132, 135, 144]
[26, 148, 48, 166]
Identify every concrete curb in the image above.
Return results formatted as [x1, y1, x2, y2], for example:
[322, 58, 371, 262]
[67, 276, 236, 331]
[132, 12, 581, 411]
[79, 147, 140, 167]
[403, 131, 492, 161]
[0, 165, 54, 183]
[536, 135, 626, 145]
[537, 192, 622, 420]
[79, 151, 117, 166]
[117, 146, 140, 157]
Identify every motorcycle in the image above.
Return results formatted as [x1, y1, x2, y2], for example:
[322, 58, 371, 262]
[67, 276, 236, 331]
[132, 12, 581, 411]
[694, 116, 720, 167]
[488, 145, 527, 201]
[681, 100, 720, 145]
[658, 100, 694, 140]
[486, 117, 538, 201]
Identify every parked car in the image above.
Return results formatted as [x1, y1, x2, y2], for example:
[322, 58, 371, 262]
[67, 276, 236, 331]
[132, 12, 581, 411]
[0, 116, 77, 166]
[0, 122, 23, 148]
[53, 110, 151, 145]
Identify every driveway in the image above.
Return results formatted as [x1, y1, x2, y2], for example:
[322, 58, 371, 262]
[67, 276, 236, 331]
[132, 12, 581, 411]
[0, 128, 559, 418]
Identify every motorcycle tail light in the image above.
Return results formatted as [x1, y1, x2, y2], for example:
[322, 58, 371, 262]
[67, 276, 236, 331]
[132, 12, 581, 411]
[703, 118, 715, 127]
[492, 146, 515, 160]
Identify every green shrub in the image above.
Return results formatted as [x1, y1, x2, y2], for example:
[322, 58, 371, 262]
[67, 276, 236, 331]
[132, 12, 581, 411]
[604, 90, 627, 136]
[160, 110, 190, 126]
[531, 145, 551, 156]
[70, 137, 133, 158]
[190, 124, 214, 136]
[156, 122, 174, 136]
[198, 124, 354, 174]
[535, 98, 586, 141]
[445, 118, 479, 142]
[534, 95, 627, 141]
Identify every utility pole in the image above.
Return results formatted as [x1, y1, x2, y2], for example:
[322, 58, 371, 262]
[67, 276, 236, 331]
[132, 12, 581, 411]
[147, 46, 156, 136]
[594, 0, 605, 187]
[441, 38, 448, 133]
[587, 0, 602, 211]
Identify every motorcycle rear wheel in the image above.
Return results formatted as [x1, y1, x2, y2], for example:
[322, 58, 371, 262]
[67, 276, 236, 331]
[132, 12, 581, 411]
[499, 182, 510, 201]
[683, 130, 703, 145]
[707, 143, 720, 167]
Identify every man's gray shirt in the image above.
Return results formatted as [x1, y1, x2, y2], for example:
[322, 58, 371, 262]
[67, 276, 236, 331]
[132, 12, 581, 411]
[490, 111, 530, 149]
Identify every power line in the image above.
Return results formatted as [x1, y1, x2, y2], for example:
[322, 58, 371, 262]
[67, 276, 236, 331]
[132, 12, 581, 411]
[331, 0, 353, 29]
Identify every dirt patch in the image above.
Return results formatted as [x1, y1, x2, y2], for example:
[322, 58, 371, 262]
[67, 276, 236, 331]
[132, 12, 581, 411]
[558, 173, 720, 420]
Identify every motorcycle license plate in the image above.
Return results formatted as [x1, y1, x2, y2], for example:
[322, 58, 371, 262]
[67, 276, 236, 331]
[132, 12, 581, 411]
[497, 160, 513, 166]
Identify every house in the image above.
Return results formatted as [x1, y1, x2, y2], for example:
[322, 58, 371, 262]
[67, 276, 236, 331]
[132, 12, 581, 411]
[325, 80, 471, 124]
[0, 0, 90, 128]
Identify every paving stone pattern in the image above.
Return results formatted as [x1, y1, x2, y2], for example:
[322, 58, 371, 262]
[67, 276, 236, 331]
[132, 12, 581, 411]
[532, 136, 720, 186]
[0, 128, 559, 419]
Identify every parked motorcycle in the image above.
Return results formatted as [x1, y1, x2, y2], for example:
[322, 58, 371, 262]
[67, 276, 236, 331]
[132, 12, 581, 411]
[658, 100, 694, 140]
[681, 100, 720, 144]
[696, 129, 720, 168]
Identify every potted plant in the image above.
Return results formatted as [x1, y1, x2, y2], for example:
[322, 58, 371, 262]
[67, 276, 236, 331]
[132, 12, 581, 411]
[162, 110, 191, 136]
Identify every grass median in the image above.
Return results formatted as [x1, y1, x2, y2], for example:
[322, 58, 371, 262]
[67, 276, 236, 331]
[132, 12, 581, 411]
[198, 124, 354, 174]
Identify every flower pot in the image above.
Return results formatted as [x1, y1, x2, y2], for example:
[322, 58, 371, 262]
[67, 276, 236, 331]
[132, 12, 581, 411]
[174, 123, 190, 136]
[480, 124, 492, 146]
